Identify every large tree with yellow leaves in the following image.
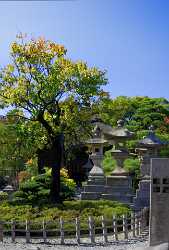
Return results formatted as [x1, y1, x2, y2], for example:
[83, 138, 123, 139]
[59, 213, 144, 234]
[0, 35, 107, 202]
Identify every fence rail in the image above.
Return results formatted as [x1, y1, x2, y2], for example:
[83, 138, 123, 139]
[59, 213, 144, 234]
[0, 207, 149, 245]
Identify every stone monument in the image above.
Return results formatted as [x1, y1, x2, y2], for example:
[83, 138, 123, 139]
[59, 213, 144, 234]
[81, 125, 108, 200]
[101, 120, 134, 204]
[133, 126, 166, 210]
[149, 158, 169, 246]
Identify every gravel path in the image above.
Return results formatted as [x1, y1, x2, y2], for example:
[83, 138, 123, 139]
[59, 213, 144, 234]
[0, 234, 148, 250]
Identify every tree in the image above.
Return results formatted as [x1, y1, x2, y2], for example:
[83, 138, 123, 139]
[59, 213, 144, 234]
[0, 113, 28, 174]
[99, 96, 169, 150]
[0, 35, 107, 203]
[99, 96, 169, 131]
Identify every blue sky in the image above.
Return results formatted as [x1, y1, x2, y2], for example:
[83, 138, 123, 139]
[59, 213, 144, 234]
[0, 0, 169, 99]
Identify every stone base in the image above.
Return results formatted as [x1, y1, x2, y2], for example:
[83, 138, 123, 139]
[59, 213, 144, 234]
[81, 180, 105, 200]
[99, 175, 134, 204]
[81, 191, 103, 200]
[83, 184, 105, 193]
[88, 176, 105, 186]
[106, 175, 132, 187]
[101, 193, 133, 204]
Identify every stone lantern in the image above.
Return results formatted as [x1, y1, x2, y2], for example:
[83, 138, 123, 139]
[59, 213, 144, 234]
[137, 125, 166, 176]
[81, 125, 108, 200]
[102, 120, 135, 204]
[3, 185, 14, 201]
[133, 125, 167, 210]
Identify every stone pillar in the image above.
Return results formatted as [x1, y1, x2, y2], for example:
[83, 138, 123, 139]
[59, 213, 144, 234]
[149, 158, 169, 246]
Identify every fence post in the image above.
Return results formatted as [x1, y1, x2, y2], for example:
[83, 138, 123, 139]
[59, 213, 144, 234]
[123, 214, 128, 240]
[101, 215, 108, 244]
[135, 213, 139, 236]
[138, 211, 141, 235]
[140, 210, 144, 234]
[131, 212, 136, 238]
[88, 216, 95, 244]
[113, 215, 118, 241]
[59, 217, 64, 245]
[142, 208, 146, 230]
[142, 207, 148, 230]
[42, 220, 47, 243]
[0, 221, 3, 242]
[75, 217, 80, 244]
[25, 220, 30, 243]
[11, 220, 16, 243]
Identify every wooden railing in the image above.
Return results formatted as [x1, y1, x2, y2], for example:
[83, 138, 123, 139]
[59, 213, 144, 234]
[0, 207, 149, 245]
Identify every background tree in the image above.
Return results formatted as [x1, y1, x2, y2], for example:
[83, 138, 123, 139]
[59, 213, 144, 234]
[99, 96, 169, 150]
[0, 35, 107, 203]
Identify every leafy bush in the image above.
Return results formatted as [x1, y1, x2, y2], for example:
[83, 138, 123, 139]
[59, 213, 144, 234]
[124, 158, 140, 190]
[13, 168, 76, 205]
[103, 150, 116, 175]
[0, 191, 8, 202]
[0, 200, 130, 222]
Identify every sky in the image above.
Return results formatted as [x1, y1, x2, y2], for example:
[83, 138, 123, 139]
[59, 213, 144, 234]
[0, 0, 169, 100]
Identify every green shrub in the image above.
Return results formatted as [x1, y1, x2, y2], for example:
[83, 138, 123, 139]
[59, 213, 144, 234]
[103, 150, 116, 175]
[0, 200, 130, 222]
[13, 168, 76, 205]
[0, 192, 8, 201]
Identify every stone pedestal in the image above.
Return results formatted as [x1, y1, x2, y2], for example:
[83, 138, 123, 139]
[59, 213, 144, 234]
[101, 148, 134, 204]
[102, 175, 133, 204]
[81, 165, 105, 200]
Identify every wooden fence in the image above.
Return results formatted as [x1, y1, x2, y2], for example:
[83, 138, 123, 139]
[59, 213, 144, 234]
[0, 207, 149, 245]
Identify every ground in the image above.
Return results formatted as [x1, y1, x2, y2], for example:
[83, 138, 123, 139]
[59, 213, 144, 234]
[0, 232, 148, 250]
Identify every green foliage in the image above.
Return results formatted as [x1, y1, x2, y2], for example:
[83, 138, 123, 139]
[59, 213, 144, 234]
[99, 96, 169, 156]
[0, 35, 107, 202]
[0, 35, 107, 145]
[13, 168, 76, 205]
[0, 192, 8, 202]
[103, 150, 140, 177]
[103, 150, 116, 175]
[0, 200, 130, 222]
[124, 158, 140, 176]
[124, 158, 140, 190]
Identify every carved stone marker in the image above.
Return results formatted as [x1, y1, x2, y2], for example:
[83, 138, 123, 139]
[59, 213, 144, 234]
[149, 158, 169, 246]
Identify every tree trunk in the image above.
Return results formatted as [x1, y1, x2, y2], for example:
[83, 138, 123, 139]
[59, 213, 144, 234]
[50, 133, 64, 203]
